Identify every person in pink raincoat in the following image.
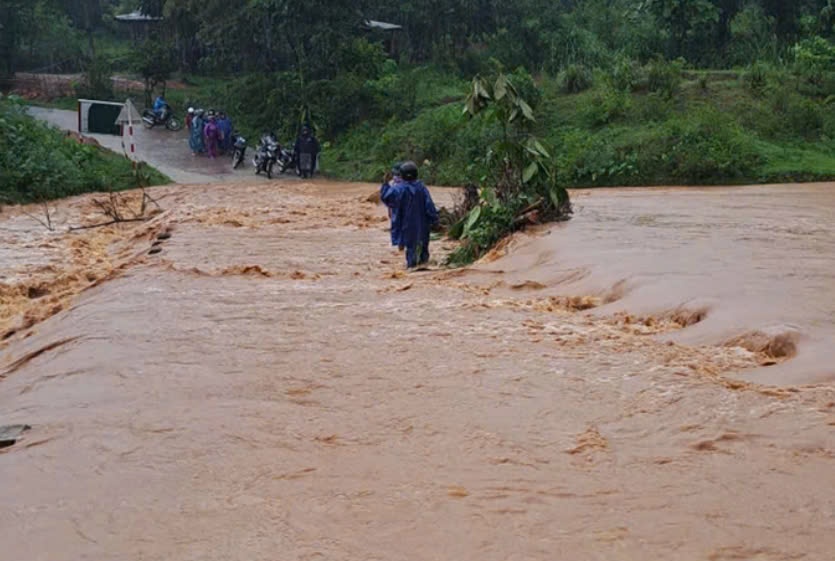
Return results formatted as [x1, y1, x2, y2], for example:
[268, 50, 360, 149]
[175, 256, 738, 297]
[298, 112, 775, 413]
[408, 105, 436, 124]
[204, 114, 221, 159]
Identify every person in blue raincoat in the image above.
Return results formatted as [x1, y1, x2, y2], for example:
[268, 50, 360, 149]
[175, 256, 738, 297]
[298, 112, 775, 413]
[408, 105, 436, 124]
[189, 109, 206, 155]
[217, 111, 233, 152]
[382, 161, 438, 268]
[153, 94, 167, 119]
[380, 162, 404, 249]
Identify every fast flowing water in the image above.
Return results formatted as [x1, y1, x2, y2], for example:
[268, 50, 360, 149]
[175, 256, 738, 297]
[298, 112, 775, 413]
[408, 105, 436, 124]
[0, 180, 833, 561]
[474, 183, 835, 385]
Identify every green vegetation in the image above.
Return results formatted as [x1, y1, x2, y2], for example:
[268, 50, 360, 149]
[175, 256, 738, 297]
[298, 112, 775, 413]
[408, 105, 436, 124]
[445, 72, 571, 264]
[324, 66, 835, 188]
[6, 0, 835, 254]
[0, 94, 169, 204]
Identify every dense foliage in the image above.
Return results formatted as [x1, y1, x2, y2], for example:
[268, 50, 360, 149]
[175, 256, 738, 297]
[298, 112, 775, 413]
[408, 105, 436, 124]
[0, 95, 168, 204]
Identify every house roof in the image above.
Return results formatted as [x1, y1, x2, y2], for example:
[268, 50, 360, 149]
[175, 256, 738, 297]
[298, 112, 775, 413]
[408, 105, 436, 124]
[114, 10, 163, 23]
[363, 20, 403, 31]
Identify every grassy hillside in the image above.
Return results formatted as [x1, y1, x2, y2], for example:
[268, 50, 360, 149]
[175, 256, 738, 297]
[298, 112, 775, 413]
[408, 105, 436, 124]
[321, 65, 835, 187]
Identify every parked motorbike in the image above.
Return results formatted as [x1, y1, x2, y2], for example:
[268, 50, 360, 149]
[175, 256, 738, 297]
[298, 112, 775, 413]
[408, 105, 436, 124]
[253, 133, 279, 179]
[231, 133, 247, 170]
[141, 105, 183, 131]
[277, 146, 295, 174]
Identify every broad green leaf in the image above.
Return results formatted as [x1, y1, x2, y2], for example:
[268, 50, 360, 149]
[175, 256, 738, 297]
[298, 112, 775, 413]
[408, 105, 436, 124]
[533, 139, 551, 158]
[494, 74, 508, 101]
[518, 99, 535, 121]
[523, 162, 539, 183]
[548, 187, 559, 208]
[462, 205, 482, 239]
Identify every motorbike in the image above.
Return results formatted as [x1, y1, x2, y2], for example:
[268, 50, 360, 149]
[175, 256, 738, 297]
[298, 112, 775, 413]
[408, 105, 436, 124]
[277, 146, 295, 174]
[141, 105, 183, 131]
[253, 134, 279, 179]
[231, 133, 247, 170]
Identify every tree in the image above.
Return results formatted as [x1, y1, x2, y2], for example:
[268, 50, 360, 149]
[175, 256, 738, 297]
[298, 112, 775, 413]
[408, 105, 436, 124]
[729, 2, 777, 63]
[643, 0, 721, 62]
[0, 0, 33, 78]
[448, 72, 571, 264]
[131, 36, 176, 106]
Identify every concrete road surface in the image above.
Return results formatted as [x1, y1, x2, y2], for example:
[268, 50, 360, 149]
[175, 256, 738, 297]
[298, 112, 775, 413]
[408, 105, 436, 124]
[27, 106, 281, 185]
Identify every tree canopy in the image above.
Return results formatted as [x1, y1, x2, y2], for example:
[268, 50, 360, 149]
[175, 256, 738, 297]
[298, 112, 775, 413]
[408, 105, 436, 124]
[5, 0, 835, 79]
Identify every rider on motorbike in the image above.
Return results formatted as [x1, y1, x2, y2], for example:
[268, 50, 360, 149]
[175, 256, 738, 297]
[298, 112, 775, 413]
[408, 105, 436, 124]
[153, 95, 168, 119]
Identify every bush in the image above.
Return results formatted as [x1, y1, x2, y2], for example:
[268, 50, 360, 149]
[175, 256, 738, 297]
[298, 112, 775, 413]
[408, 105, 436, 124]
[0, 95, 168, 204]
[579, 87, 631, 127]
[507, 67, 542, 110]
[792, 36, 835, 87]
[447, 201, 518, 266]
[743, 61, 771, 96]
[555, 128, 639, 185]
[644, 108, 762, 183]
[558, 64, 594, 94]
[646, 59, 683, 98]
[609, 57, 643, 92]
[785, 96, 824, 138]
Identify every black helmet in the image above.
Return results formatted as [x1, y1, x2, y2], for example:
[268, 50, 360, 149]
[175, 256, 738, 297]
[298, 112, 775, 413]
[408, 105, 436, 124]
[391, 162, 403, 177]
[400, 160, 418, 181]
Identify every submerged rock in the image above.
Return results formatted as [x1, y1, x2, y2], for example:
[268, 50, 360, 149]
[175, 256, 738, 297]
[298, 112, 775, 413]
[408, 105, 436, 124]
[0, 424, 31, 448]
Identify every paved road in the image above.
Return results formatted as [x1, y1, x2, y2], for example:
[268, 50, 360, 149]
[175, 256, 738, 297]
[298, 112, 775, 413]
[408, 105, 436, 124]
[27, 106, 277, 185]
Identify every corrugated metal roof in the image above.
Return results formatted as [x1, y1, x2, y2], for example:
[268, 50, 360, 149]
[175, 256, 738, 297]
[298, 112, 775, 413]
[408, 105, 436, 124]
[363, 20, 403, 31]
[115, 10, 163, 23]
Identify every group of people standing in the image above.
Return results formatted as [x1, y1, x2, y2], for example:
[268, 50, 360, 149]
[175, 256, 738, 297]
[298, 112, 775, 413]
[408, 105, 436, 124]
[380, 161, 439, 269]
[186, 108, 234, 159]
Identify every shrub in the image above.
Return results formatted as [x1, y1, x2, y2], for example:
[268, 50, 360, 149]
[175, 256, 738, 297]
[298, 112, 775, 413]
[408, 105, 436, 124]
[792, 36, 835, 87]
[646, 59, 683, 98]
[579, 87, 631, 127]
[0, 95, 168, 204]
[645, 108, 762, 183]
[609, 57, 643, 92]
[743, 61, 771, 96]
[558, 64, 594, 94]
[785, 96, 824, 138]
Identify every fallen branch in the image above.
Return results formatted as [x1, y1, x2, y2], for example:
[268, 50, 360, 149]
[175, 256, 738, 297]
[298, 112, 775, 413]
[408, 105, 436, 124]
[68, 217, 148, 231]
[21, 200, 55, 231]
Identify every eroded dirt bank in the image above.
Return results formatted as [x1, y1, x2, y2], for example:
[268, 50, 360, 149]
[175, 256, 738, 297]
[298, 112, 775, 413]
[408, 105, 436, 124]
[1, 180, 833, 561]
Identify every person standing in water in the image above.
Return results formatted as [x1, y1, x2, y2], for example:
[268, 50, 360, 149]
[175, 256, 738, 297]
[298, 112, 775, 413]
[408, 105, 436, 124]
[382, 161, 438, 268]
[380, 163, 404, 249]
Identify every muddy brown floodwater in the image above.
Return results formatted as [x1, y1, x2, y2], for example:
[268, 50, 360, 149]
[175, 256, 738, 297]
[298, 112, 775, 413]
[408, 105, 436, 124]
[0, 180, 833, 561]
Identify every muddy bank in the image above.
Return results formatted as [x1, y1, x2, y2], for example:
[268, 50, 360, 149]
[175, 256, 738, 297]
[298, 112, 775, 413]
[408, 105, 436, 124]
[0, 180, 833, 561]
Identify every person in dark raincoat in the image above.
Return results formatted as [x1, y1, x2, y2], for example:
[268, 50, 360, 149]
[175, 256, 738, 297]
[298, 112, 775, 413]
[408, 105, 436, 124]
[294, 126, 320, 178]
[217, 112, 233, 152]
[380, 163, 404, 249]
[189, 110, 205, 155]
[382, 161, 438, 268]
